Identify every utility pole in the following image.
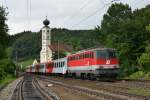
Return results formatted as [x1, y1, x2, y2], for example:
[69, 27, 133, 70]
[15, 49, 19, 77]
[57, 40, 60, 59]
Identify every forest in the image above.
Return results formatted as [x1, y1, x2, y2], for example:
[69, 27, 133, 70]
[0, 7, 15, 82]
[0, 3, 150, 81]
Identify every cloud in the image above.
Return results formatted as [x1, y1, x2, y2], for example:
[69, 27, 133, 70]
[1, 0, 148, 34]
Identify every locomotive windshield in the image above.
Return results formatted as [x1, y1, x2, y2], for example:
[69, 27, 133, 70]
[96, 49, 117, 59]
[107, 50, 117, 58]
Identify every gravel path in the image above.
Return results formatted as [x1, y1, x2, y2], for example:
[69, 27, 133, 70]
[0, 77, 23, 100]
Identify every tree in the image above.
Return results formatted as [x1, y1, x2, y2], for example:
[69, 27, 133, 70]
[138, 44, 150, 72]
[95, 3, 150, 76]
[0, 6, 8, 59]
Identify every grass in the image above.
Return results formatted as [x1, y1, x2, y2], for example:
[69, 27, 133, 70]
[128, 88, 150, 96]
[18, 58, 34, 68]
[125, 71, 150, 80]
[6, 47, 13, 58]
[0, 74, 16, 86]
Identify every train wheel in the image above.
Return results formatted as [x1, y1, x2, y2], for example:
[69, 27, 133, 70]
[72, 73, 76, 79]
[81, 73, 85, 80]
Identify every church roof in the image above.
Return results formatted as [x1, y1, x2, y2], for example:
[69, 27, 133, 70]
[48, 43, 73, 52]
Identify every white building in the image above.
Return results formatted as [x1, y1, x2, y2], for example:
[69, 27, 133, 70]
[40, 18, 52, 63]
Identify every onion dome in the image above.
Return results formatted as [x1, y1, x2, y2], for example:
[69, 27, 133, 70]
[43, 17, 50, 26]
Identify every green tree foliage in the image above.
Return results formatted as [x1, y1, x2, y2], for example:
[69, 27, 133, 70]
[0, 68, 6, 81]
[96, 3, 150, 76]
[138, 45, 150, 72]
[0, 6, 16, 81]
[11, 31, 41, 61]
[11, 29, 99, 61]
[0, 7, 8, 59]
[0, 59, 15, 74]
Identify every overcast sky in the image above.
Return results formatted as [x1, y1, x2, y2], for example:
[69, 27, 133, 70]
[0, 0, 149, 35]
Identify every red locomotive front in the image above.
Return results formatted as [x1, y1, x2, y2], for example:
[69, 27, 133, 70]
[67, 48, 119, 78]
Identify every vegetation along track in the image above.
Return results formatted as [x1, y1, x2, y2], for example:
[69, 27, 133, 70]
[11, 74, 60, 100]
[37, 75, 150, 100]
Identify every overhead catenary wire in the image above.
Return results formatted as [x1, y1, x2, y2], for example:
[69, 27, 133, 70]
[4, 0, 8, 9]
[63, 0, 93, 25]
[80, 0, 94, 10]
[130, 0, 146, 9]
[70, 0, 120, 28]
[26, 0, 31, 31]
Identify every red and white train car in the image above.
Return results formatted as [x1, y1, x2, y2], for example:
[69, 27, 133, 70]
[46, 57, 67, 74]
[67, 48, 119, 77]
[27, 48, 119, 78]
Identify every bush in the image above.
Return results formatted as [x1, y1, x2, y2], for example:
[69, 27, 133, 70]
[0, 59, 16, 81]
[138, 44, 150, 72]
[0, 68, 6, 81]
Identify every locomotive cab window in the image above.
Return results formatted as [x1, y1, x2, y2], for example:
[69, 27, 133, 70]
[107, 50, 117, 58]
[96, 50, 107, 59]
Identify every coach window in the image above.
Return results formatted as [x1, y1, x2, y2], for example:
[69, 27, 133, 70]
[59, 62, 62, 67]
[75, 56, 78, 60]
[54, 63, 56, 68]
[91, 52, 94, 58]
[56, 63, 57, 68]
[59, 62, 61, 67]
[86, 54, 89, 58]
[55, 63, 57, 68]
[73, 56, 74, 60]
[70, 57, 72, 61]
[61, 62, 63, 67]
[60, 62, 62, 67]
[82, 54, 84, 59]
[57, 62, 59, 68]
[85, 54, 87, 58]
[62, 62, 63, 67]
[58, 62, 59, 68]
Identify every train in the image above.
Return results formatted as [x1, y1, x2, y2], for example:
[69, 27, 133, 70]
[26, 48, 119, 78]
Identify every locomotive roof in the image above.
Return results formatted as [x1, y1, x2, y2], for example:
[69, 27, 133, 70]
[67, 48, 116, 57]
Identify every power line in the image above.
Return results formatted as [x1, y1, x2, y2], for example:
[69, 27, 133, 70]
[131, 0, 145, 8]
[63, 0, 93, 25]
[4, 0, 8, 9]
[80, 0, 93, 10]
[70, 0, 119, 28]
[26, 0, 31, 31]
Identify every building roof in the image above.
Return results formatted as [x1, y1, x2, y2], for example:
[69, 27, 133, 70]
[48, 43, 73, 52]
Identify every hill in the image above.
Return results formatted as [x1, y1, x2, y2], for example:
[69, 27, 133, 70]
[10, 28, 99, 62]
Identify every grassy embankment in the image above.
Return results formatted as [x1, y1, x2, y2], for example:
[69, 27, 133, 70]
[18, 58, 34, 68]
[0, 74, 16, 87]
[125, 71, 150, 96]
[126, 71, 150, 80]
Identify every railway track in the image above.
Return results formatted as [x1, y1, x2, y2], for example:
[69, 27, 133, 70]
[37, 75, 150, 100]
[11, 74, 60, 100]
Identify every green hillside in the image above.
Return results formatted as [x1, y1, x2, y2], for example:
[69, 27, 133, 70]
[10, 28, 99, 62]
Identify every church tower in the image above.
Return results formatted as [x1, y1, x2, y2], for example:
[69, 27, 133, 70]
[40, 17, 52, 63]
